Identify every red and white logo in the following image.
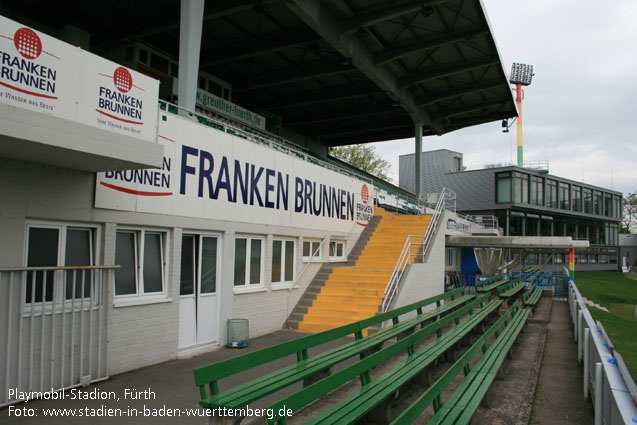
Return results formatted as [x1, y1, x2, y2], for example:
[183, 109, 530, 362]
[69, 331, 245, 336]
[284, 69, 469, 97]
[361, 184, 369, 204]
[113, 67, 132, 93]
[14, 27, 42, 60]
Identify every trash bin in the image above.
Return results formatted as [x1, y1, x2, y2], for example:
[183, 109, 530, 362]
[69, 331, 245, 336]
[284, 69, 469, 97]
[227, 318, 249, 348]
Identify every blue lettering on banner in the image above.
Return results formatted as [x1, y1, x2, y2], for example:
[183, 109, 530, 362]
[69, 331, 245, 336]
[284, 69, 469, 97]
[105, 143, 357, 222]
[98, 86, 143, 120]
[0, 51, 57, 94]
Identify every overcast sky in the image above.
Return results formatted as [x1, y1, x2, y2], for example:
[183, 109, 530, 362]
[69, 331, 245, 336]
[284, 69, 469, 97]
[371, 0, 637, 195]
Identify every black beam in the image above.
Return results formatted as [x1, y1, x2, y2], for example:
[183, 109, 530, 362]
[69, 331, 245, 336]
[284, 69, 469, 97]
[418, 81, 503, 106]
[398, 57, 500, 88]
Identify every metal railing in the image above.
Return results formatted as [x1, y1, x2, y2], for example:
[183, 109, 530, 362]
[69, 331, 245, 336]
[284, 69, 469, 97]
[462, 159, 549, 172]
[381, 188, 453, 312]
[0, 265, 117, 407]
[569, 282, 637, 424]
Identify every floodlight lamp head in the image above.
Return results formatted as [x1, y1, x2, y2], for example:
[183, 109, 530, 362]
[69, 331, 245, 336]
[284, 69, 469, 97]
[509, 62, 534, 86]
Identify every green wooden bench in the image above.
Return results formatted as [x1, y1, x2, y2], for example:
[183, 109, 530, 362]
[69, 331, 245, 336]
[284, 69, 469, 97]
[194, 288, 473, 419]
[391, 302, 530, 425]
[522, 287, 543, 313]
[266, 294, 502, 424]
[476, 276, 510, 295]
[496, 279, 526, 302]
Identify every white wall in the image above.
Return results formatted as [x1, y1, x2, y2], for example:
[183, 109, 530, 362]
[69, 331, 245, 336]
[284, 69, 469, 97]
[0, 157, 360, 376]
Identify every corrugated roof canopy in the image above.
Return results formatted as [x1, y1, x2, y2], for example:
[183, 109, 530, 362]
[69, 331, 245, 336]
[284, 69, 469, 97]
[2, 0, 517, 146]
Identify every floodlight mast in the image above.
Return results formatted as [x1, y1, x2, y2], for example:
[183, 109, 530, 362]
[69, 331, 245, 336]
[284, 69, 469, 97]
[509, 63, 534, 166]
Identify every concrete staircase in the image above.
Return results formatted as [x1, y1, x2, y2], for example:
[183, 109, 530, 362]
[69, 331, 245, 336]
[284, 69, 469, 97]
[287, 207, 431, 333]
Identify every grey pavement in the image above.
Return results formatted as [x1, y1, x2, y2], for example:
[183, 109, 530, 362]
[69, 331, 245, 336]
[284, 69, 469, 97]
[1, 298, 595, 424]
[531, 301, 595, 425]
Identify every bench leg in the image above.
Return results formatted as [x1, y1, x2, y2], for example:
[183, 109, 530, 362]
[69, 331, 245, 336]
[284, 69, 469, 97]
[415, 366, 433, 386]
[397, 327, 415, 341]
[360, 344, 383, 360]
[366, 397, 394, 425]
[444, 346, 458, 363]
[303, 368, 331, 387]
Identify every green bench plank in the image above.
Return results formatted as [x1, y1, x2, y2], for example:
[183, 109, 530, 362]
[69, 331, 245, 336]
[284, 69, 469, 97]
[195, 288, 471, 408]
[434, 308, 530, 425]
[266, 295, 501, 424]
[497, 279, 526, 299]
[523, 287, 543, 307]
[476, 277, 510, 293]
[390, 303, 528, 425]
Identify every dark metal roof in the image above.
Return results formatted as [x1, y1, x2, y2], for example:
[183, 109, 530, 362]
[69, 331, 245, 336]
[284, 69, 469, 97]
[1, 0, 517, 147]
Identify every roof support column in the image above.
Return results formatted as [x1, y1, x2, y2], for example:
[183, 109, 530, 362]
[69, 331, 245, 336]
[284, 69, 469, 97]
[414, 121, 422, 200]
[177, 0, 205, 112]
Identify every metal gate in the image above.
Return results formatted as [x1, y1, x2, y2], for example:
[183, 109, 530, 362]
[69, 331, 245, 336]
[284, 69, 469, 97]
[1, 266, 114, 406]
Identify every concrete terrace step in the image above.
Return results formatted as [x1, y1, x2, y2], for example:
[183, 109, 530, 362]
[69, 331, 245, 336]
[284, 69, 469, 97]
[313, 293, 382, 304]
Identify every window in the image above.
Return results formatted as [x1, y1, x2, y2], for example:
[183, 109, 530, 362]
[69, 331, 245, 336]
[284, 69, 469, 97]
[115, 229, 167, 298]
[302, 239, 322, 260]
[329, 240, 345, 259]
[613, 195, 622, 219]
[583, 188, 593, 214]
[593, 191, 602, 215]
[571, 185, 582, 212]
[272, 238, 295, 284]
[234, 236, 264, 287]
[513, 172, 528, 204]
[496, 172, 512, 203]
[530, 176, 544, 206]
[446, 248, 457, 268]
[559, 182, 570, 210]
[604, 194, 612, 217]
[181, 234, 218, 296]
[25, 223, 98, 304]
[546, 180, 558, 208]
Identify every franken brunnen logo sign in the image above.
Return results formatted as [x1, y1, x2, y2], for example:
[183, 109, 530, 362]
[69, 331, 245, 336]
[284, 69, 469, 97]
[95, 113, 373, 233]
[0, 14, 159, 142]
[0, 25, 60, 112]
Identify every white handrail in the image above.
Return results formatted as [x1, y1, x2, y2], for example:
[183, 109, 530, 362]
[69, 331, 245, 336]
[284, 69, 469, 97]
[381, 187, 452, 312]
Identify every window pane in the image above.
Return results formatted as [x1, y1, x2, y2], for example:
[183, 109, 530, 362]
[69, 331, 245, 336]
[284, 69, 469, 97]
[26, 227, 58, 302]
[200, 237, 217, 293]
[303, 241, 310, 257]
[497, 176, 511, 203]
[312, 241, 320, 257]
[337, 242, 343, 257]
[65, 229, 92, 299]
[143, 233, 163, 293]
[284, 241, 294, 282]
[329, 242, 336, 257]
[115, 232, 137, 296]
[180, 235, 195, 296]
[234, 239, 246, 286]
[271, 240, 282, 283]
[250, 239, 262, 284]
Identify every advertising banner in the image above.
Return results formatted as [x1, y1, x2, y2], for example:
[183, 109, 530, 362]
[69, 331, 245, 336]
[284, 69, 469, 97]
[95, 113, 372, 232]
[0, 15, 158, 141]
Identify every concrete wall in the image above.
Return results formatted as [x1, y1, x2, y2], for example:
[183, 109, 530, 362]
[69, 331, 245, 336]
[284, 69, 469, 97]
[390, 210, 449, 310]
[0, 157, 359, 375]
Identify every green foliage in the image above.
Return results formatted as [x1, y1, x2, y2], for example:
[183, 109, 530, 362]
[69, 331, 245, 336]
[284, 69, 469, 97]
[575, 272, 637, 381]
[329, 144, 391, 180]
[621, 192, 637, 233]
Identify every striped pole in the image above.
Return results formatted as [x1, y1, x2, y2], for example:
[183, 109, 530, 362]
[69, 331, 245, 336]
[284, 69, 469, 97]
[516, 83, 523, 166]
[569, 248, 575, 281]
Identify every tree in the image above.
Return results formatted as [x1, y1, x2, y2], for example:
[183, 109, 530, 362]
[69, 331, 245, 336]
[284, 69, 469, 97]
[621, 192, 637, 234]
[329, 144, 391, 181]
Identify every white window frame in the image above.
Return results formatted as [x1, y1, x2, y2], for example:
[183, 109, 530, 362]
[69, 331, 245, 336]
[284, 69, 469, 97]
[446, 247, 456, 269]
[114, 227, 169, 303]
[302, 238, 322, 262]
[23, 221, 101, 311]
[234, 235, 265, 293]
[329, 239, 346, 261]
[271, 237, 296, 288]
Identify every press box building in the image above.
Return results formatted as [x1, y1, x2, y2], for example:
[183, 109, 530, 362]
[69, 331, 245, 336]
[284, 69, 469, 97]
[399, 149, 622, 271]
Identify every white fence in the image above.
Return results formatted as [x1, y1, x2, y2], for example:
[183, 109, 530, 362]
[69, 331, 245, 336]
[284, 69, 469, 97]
[569, 281, 637, 424]
[1, 266, 116, 407]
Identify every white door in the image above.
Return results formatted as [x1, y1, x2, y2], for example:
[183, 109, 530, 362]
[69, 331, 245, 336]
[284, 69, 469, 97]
[178, 234, 219, 351]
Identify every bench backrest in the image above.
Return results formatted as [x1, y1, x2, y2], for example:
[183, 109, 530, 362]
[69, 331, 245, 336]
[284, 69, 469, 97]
[194, 286, 466, 392]
[390, 301, 522, 424]
[265, 293, 494, 422]
[475, 275, 504, 288]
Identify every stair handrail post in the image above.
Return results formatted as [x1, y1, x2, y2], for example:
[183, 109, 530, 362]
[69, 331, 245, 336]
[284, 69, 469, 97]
[381, 187, 450, 313]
